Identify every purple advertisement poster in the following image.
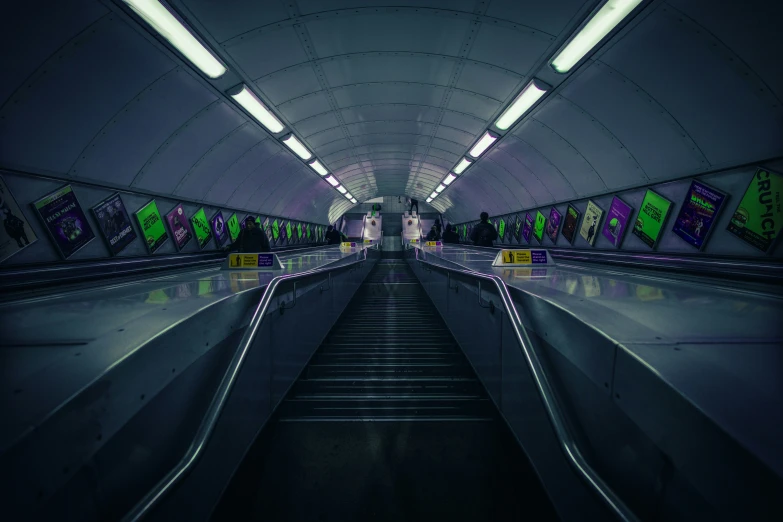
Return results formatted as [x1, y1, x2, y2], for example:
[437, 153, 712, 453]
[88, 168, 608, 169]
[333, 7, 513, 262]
[546, 207, 562, 244]
[165, 204, 194, 251]
[32, 184, 96, 259]
[601, 196, 633, 248]
[522, 213, 533, 243]
[92, 193, 136, 256]
[672, 180, 728, 251]
[211, 211, 228, 246]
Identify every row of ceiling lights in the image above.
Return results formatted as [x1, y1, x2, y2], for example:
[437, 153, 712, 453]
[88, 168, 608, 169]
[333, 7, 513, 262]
[121, 0, 357, 204]
[426, 0, 644, 205]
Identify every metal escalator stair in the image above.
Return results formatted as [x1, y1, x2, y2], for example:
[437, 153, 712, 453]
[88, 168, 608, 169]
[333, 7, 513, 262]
[278, 260, 493, 421]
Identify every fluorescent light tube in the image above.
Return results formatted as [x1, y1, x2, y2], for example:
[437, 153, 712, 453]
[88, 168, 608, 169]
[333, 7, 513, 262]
[469, 131, 498, 158]
[344, 192, 353, 199]
[436, 184, 446, 193]
[229, 85, 284, 133]
[454, 158, 471, 174]
[123, 0, 226, 78]
[443, 173, 457, 185]
[350, 198, 357, 204]
[337, 185, 347, 194]
[430, 191, 438, 199]
[325, 175, 339, 187]
[426, 198, 433, 203]
[551, 0, 643, 73]
[308, 159, 328, 175]
[282, 134, 312, 160]
[495, 79, 550, 130]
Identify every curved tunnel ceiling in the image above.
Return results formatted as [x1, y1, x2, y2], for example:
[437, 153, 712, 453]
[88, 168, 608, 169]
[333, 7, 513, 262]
[1, 0, 781, 225]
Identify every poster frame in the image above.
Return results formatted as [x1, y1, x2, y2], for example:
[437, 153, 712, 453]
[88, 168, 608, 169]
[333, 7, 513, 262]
[522, 213, 533, 244]
[32, 184, 96, 260]
[226, 212, 241, 243]
[561, 204, 580, 245]
[579, 199, 604, 247]
[134, 199, 169, 254]
[602, 196, 633, 249]
[726, 168, 782, 254]
[0, 174, 38, 263]
[91, 192, 137, 256]
[210, 210, 228, 247]
[164, 203, 194, 252]
[671, 179, 727, 251]
[546, 207, 562, 244]
[190, 207, 213, 250]
[632, 189, 673, 250]
[533, 210, 546, 244]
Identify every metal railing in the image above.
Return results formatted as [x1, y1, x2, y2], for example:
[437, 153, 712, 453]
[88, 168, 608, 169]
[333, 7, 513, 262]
[122, 247, 373, 522]
[412, 247, 638, 522]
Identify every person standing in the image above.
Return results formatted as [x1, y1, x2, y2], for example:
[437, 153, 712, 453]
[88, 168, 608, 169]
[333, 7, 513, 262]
[426, 225, 440, 241]
[225, 216, 270, 253]
[325, 225, 343, 245]
[442, 224, 459, 244]
[407, 197, 419, 214]
[470, 212, 498, 247]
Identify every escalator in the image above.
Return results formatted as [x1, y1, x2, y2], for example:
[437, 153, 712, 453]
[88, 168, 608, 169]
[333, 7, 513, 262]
[213, 260, 558, 521]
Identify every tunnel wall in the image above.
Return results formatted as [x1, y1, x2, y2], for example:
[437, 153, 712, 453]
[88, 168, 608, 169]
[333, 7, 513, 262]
[453, 159, 783, 257]
[0, 169, 324, 266]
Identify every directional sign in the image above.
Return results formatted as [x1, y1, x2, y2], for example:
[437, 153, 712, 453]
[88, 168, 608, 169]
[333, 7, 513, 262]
[491, 249, 552, 267]
[424, 241, 442, 247]
[223, 253, 283, 271]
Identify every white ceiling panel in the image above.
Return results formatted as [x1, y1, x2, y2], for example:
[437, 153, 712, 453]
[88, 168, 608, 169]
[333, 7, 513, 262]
[446, 90, 501, 120]
[434, 126, 476, 147]
[487, 146, 552, 205]
[205, 138, 282, 203]
[295, 112, 342, 137]
[332, 83, 447, 108]
[500, 135, 577, 201]
[307, 127, 347, 149]
[456, 62, 524, 101]
[278, 92, 333, 122]
[347, 121, 436, 137]
[297, 0, 477, 14]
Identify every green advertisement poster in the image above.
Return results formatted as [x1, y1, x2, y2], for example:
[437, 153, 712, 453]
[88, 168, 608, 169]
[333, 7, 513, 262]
[533, 210, 546, 243]
[297, 222, 303, 240]
[632, 189, 673, 249]
[190, 207, 212, 249]
[498, 218, 506, 239]
[135, 200, 168, 253]
[271, 219, 280, 241]
[307, 225, 312, 239]
[226, 213, 240, 242]
[727, 168, 782, 253]
[286, 222, 292, 240]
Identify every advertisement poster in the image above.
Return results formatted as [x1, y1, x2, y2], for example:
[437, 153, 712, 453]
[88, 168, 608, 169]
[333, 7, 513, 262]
[546, 207, 562, 244]
[165, 204, 193, 251]
[283, 221, 291, 243]
[562, 204, 580, 244]
[226, 213, 240, 242]
[579, 200, 603, 246]
[522, 213, 533, 243]
[190, 207, 212, 249]
[33, 184, 95, 259]
[0, 175, 38, 263]
[92, 193, 136, 256]
[271, 219, 280, 243]
[498, 218, 506, 240]
[210, 211, 228, 246]
[533, 210, 546, 244]
[513, 215, 522, 242]
[671, 180, 726, 250]
[134, 200, 168, 254]
[726, 168, 782, 253]
[602, 196, 633, 248]
[632, 189, 672, 249]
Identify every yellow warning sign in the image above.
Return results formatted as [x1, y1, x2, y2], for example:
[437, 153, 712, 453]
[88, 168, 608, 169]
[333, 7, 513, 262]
[500, 250, 532, 264]
[228, 254, 262, 268]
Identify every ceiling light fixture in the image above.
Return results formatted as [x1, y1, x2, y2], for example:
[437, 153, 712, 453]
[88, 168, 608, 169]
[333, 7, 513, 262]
[337, 185, 347, 194]
[551, 0, 644, 73]
[308, 159, 329, 176]
[436, 184, 446, 193]
[350, 198, 357, 204]
[325, 175, 339, 187]
[123, 0, 226, 78]
[426, 198, 433, 203]
[282, 134, 312, 160]
[443, 173, 457, 185]
[453, 157, 472, 175]
[494, 79, 550, 131]
[228, 85, 284, 133]
[344, 192, 353, 199]
[430, 191, 438, 199]
[468, 131, 498, 159]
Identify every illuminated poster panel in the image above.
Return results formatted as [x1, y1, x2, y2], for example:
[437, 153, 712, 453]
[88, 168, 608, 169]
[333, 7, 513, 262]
[306, 224, 312, 241]
[632, 189, 672, 249]
[165, 203, 193, 251]
[33, 184, 95, 259]
[498, 218, 506, 241]
[190, 207, 212, 249]
[513, 215, 522, 243]
[601, 196, 633, 248]
[546, 207, 562, 244]
[522, 213, 533, 243]
[561, 204, 580, 245]
[210, 211, 228, 246]
[92, 193, 136, 256]
[726, 168, 782, 253]
[271, 219, 281, 243]
[671, 180, 726, 251]
[134, 200, 168, 254]
[285, 221, 293, 243]
[533, 210, 546, 244]
[580, 200, 603, 246]
[297, 222, 303, 242]
[0, 175, 38, 263]
[226, 213, 240, 242]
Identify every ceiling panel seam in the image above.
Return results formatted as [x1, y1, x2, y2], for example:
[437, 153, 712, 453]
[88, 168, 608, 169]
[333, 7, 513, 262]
[505, 134, 578, 197]
[323, 144, 458, 164]
[528, 118, 609, 190]
[131, 99, 223, 187]
[490, 147, 553, 203]
[468, 164, 520, 210]
[234, 154, 300, 208]
[293, 102, 487, 127]
[307, 123, 476, 144]
[0, 10, 115, 115]
[407, 0, 488, 198]
[253, 51, 525, 84]
[256, 165, 306, 210]
[69, 66, 185, 177]
[203, 137, 272, 199]
[283, 0, 375, 196]
[484, 155, 541, 207]
[223, 148, 287, 204]
[315, 132, 466, 151]
[551, 94, 649, 181]
[221, 7, 556, 47]
[172, 122, 250, 194]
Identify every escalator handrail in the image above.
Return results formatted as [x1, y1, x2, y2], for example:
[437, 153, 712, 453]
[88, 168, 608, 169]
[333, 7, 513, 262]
[122, 247, 372, 522]
[412, 248, 638, 522]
